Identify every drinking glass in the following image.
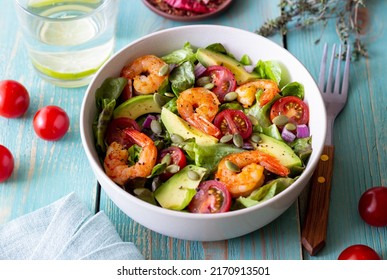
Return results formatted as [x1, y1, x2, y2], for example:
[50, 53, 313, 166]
[15, 0, 118, 88]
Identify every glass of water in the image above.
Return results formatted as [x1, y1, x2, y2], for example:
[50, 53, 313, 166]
[15, 0, 118, 88]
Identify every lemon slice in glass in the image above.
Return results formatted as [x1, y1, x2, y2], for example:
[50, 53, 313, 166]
[40, 16, 95, 46]
[30, 41, 113, 80]
[27, 0, 101, 9]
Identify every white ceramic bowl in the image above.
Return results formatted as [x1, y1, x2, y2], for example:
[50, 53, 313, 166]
[80, 25, 326, 241]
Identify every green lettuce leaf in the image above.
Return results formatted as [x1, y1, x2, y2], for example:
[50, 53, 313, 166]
[169, 61, 195, 95]
[93, 77, 127, 154]
[235, 177, 296, 208]
[281, 81, 305, 99]
[161, 42, 196, 65]
[254, 60, 282, 84]
[183, 142, 244, 174]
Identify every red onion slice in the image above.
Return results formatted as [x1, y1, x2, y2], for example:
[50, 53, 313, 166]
[296, 124, 310, 138]
[282, 127, 296, 142]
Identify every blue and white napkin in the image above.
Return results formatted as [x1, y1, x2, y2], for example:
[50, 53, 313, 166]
[0, 192, 144, 260]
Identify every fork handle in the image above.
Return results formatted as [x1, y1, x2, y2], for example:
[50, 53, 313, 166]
[301, 145, 334, 256]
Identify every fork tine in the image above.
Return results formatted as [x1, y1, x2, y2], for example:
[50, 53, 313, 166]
[341, 44, 351, 95]
[333, 44, 342, 94]
[326, 44, 336, 94]
[318, 43, 328, 92]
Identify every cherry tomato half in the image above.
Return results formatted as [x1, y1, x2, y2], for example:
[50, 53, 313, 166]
[0, 80, 30, 118]
[33, 105, 70, 141]
[270, 96, 309, 125]
[158, 146, 187, 180]
[213, 109, 253, 139]
[199, 65, 236, 102]
[106, 117, 140, 148]
[358, 186, 387, 227]
[338, 244, 381, 260]
[188, 180, 231, 213]
[0, 145, 14, 183]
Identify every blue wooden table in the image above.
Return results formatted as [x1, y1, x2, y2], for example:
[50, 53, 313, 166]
[1, 0, 386, 260]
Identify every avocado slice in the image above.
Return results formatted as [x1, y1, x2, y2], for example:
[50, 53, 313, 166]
[160, 107, 218, 146]
[154, 165, 207, 210]
[256, 133, 302, 171]
[113, 95, 161, 119]
[196, 48, 260, 85]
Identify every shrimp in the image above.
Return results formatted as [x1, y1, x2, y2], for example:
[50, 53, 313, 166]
[215, 150, 290, 197]
[121, 55, 168, 95]
[235, 79, 280, 108]
[176, 87, 221, 137]
[104, 129, 157, 186]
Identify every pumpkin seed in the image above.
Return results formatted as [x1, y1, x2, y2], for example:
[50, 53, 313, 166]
[196, 76, 211, 87]
[171, 133, 184, 144]
[161, 153, 172, 165]
[204, 83, 214, 90]
[220, 134, 233, 143]
[158, 64, 169, 76]
[150, 119, 162, 134]
[164, 92, 175, 97]
[285, 122, 297, 131]
[153, 92, 170, 107]
[272, 115, 289, 126]
[247, 114, 259, 126]
[225, 160, 240, 172]
[187, 170, 200, 181]
[250, 133, 261, 143]
[233, 133, 244, 148]
[151, 177, 161, 192]
[165, 164, 180, 174]
[224, 91, 238, 102]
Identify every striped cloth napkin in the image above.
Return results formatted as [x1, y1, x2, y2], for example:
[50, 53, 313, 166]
[0, 192, 144, 260]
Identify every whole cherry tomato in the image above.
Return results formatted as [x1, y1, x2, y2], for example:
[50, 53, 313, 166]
[338, 244, 381, 260]
[33, 105, 70, 141]
[0, 80, 30, 118]
[358, 186, 387, 227]
[0, 145, 14, 183]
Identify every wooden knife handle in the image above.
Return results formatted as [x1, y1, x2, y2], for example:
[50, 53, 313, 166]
[301, 145, 335, 256]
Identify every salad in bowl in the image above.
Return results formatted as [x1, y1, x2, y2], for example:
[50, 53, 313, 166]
[92, 42, 312, 214]
[80, 25, 325, 241]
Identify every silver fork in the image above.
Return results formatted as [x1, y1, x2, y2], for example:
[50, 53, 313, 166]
[301, 43, 351, 256]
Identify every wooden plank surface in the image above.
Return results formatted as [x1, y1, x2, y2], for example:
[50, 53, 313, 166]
[287, 1, 387, 260]
[0, 0, 98, 222]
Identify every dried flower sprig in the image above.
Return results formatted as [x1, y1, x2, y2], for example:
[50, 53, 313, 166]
[256, 0, 367, 59]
